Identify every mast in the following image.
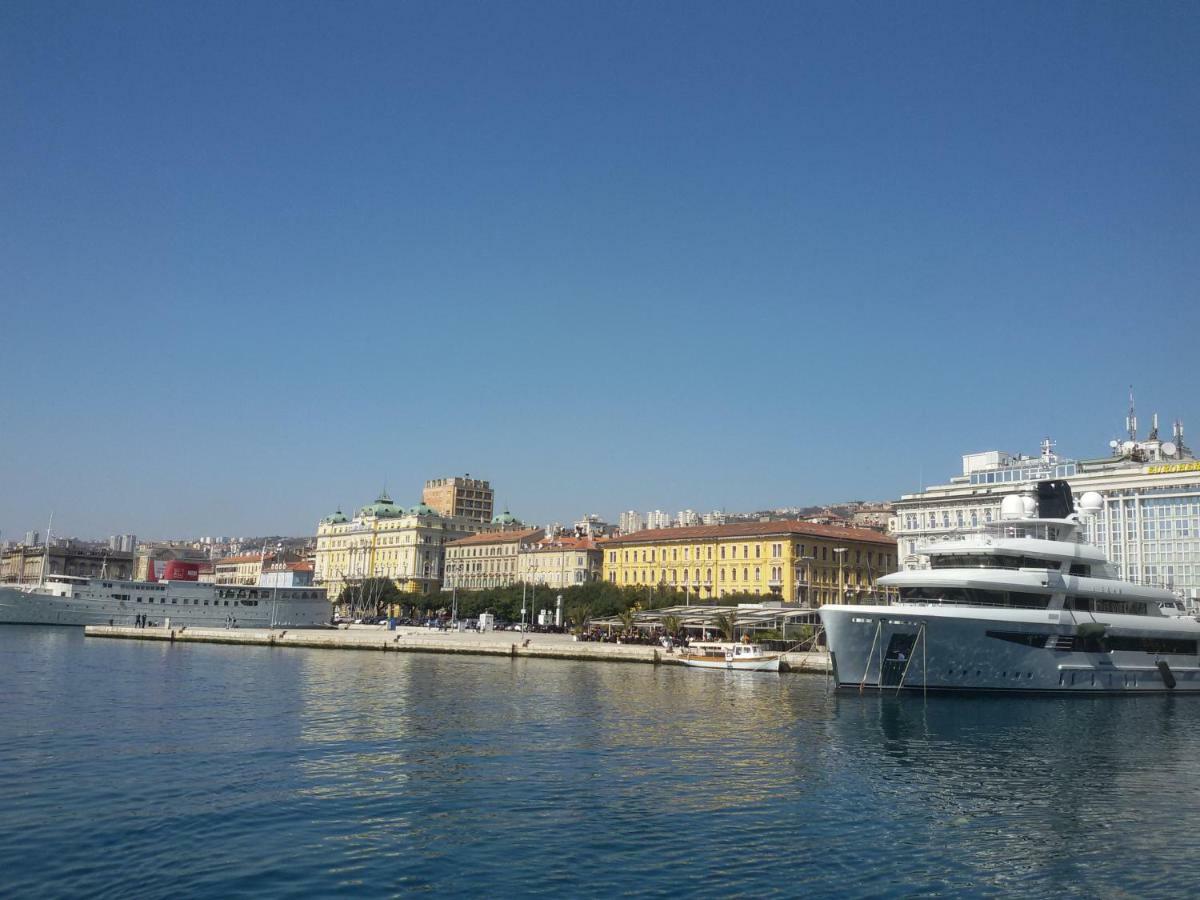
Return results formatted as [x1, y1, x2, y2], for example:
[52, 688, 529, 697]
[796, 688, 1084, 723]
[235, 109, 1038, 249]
[39, 512, 53, 586]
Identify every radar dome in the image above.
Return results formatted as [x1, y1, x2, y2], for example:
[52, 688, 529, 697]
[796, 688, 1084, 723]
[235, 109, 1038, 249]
[1162, 441, 1178, 457]
[1079, 492, 1103, 517]
[1000, 495, 1025, 520]
[1021, 495, 1037, 518]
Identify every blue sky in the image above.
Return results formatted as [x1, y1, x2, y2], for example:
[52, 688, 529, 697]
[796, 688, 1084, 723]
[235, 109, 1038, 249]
[1, 1, 1197, 540]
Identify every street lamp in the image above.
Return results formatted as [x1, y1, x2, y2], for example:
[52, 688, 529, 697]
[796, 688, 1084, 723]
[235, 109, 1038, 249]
[796, 555, 815, 607]
[833, 548, 847, 605]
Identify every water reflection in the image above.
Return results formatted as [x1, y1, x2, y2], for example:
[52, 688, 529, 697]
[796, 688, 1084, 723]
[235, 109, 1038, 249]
[3, 626, 1200, 898]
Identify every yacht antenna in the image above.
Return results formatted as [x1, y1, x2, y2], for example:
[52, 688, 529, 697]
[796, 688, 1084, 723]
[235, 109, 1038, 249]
[1126, 387, 1137, 442]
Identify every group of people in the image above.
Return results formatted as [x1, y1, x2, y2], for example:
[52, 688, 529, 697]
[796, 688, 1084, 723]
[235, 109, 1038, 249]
[580, 627, 691, 647]
[131, 614, 154, 628]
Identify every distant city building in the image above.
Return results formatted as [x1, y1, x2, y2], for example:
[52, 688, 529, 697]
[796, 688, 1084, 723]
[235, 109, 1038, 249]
[600, 521, 897, 605]
[675, 510, 700, 527]
[1, 542, 133, 584]
[422, 475, 495, 523]
[891, 411, 1200, 606]
[701, 510, 726, 526]
[619, 511, 645, 534]
[573, 514, 612, 538]
[215, 553, 273, 586]
[519, 535, 603, 589]
[108, 534, 137, 553]
[314, 492, 484, 598]
[444, 527, 544, 591]
[259, 560, 314, 588]
[646, 510, 671, 531]
[23, 531, 39, 547]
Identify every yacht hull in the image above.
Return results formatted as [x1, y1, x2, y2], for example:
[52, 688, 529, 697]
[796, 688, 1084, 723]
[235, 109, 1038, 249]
[820, 604, 1200, 693]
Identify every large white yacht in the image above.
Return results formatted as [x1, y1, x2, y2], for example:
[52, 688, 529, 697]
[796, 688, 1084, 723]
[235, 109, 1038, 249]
[820, 481, 1200, 692]
[0, 567, 331, 628]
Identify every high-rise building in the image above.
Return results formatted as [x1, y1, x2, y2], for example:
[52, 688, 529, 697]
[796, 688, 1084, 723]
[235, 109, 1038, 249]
[619, 511, 644, 534]
[23, 531, 39, 547]
[701, 511, 726, 526]
[646, 510, 671, 530]
[422, 475, 495, 523]
[108, 534, 137, 553]
[676, 510, 700, 527]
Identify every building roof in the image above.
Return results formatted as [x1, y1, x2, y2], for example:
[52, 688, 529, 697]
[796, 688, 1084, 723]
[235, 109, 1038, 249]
[528, 536, 599, 552]
[446, 527, 544, 548]
[216, 554, 274, 566]
[599, 520, 896, 547]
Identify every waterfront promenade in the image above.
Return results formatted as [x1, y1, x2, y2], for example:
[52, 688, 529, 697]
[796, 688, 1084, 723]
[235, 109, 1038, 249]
[84, 624, 832, 673]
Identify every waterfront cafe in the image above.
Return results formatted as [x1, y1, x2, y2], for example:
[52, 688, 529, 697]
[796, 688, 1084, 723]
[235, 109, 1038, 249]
[589, 602, 821, 642]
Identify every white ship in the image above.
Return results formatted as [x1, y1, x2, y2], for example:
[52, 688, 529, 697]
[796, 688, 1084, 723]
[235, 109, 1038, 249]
[820, 480, 1200, 693]
[0, 572, 331, 628]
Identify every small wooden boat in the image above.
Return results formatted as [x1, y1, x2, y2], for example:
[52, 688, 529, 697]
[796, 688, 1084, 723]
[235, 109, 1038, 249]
[678, 639, 781, 672]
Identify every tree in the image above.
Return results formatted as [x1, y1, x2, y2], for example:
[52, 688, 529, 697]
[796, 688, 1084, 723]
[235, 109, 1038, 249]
[712, 611, 738, 642]
[336, 578, 406, 618]
[661, 614, 682, 637]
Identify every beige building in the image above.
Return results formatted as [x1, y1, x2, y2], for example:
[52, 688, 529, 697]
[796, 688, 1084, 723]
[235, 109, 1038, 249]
[1, 543, 133, 584]
[422, 475, 494, 523]
[314, 492, 483, 599]
[214, 553, 273, 586]
[518, 536, 603, 589]
[444, 527, 544, 590]
[600, 521, 897, 605]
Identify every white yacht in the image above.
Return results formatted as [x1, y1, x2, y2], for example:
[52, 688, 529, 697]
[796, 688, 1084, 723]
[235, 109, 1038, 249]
[0, 573, 331, 628]
[820, 481, 1200, 692]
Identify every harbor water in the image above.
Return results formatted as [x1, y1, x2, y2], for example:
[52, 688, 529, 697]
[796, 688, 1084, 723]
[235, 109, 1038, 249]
[2, 625, 1200, 897]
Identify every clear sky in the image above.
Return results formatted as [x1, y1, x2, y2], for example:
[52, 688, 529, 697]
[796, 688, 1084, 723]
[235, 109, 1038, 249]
[1, 1, 1197, 540]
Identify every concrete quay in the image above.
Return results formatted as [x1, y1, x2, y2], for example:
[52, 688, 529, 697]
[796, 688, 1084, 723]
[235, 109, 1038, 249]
[83, 624, 832, 674]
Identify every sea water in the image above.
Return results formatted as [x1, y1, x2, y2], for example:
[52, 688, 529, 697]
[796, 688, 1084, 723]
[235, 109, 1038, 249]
[2, 625, 1199, 897]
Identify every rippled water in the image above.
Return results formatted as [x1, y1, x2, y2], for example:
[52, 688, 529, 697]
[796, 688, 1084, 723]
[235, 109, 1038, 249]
[2, 625, 1200, 897]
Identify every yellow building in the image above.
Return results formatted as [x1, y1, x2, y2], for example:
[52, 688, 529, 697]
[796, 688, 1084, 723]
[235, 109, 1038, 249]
[444, 526, 544, 591]
[599, 521, 897, 605]
[313, 492, 483, 599]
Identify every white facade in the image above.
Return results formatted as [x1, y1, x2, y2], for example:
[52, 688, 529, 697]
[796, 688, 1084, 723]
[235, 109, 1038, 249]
[518, 538, 602, 588]
[892, 430, 1200, 606]
[619, 511, 644, 534]
[646, 510, 671, 530]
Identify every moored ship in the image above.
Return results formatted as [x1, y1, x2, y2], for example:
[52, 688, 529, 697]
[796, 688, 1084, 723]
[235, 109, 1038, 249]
[0, 561, 331, 628]
[820, 480, 1200, 692]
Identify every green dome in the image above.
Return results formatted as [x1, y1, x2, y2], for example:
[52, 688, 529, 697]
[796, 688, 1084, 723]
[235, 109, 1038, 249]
[408, 502, 436, 517]
[492, 509, 519, 525]
[358, 492, 402, 518]
[322, 508, 348, 525]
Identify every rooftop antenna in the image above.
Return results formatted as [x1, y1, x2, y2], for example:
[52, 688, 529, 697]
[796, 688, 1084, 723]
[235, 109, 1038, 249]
[1149, 413, 1160, 442]
[1126, 387, 1137, 442]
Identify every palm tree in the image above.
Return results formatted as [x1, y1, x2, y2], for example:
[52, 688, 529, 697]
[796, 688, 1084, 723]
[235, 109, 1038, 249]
[661, 614, 682, 637]
[712, 611, 737, 642]
[567, 602, 593, 634]
[618, 607, 637, 631]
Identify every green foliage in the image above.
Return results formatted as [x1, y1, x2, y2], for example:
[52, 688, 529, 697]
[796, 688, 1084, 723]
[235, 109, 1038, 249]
[712, 611, 738, 641]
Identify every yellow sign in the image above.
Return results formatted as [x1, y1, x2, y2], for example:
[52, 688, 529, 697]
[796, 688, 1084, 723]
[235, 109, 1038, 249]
[1146, 461, 1200, 475]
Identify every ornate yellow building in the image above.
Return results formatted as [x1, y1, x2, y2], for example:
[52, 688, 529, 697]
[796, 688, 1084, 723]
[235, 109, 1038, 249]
[599, 521, 897, 605]
[313, 493, 483, 598]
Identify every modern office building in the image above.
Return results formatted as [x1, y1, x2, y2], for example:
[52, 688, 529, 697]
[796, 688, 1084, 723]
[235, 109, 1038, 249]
[618, 511, 644, 534]
[600, 521, 897, 605]
[891, 415, 1200, 606]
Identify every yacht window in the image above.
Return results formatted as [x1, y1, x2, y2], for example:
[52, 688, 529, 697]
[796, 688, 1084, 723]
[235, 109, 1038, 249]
[1069, 564, 1091, 576]
[899, 587, 1050, 609]
[1067, 597, 1093, 612]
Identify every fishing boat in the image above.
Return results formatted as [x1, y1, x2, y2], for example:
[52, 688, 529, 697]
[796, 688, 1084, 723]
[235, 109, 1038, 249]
[678, 638, 781, 672]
